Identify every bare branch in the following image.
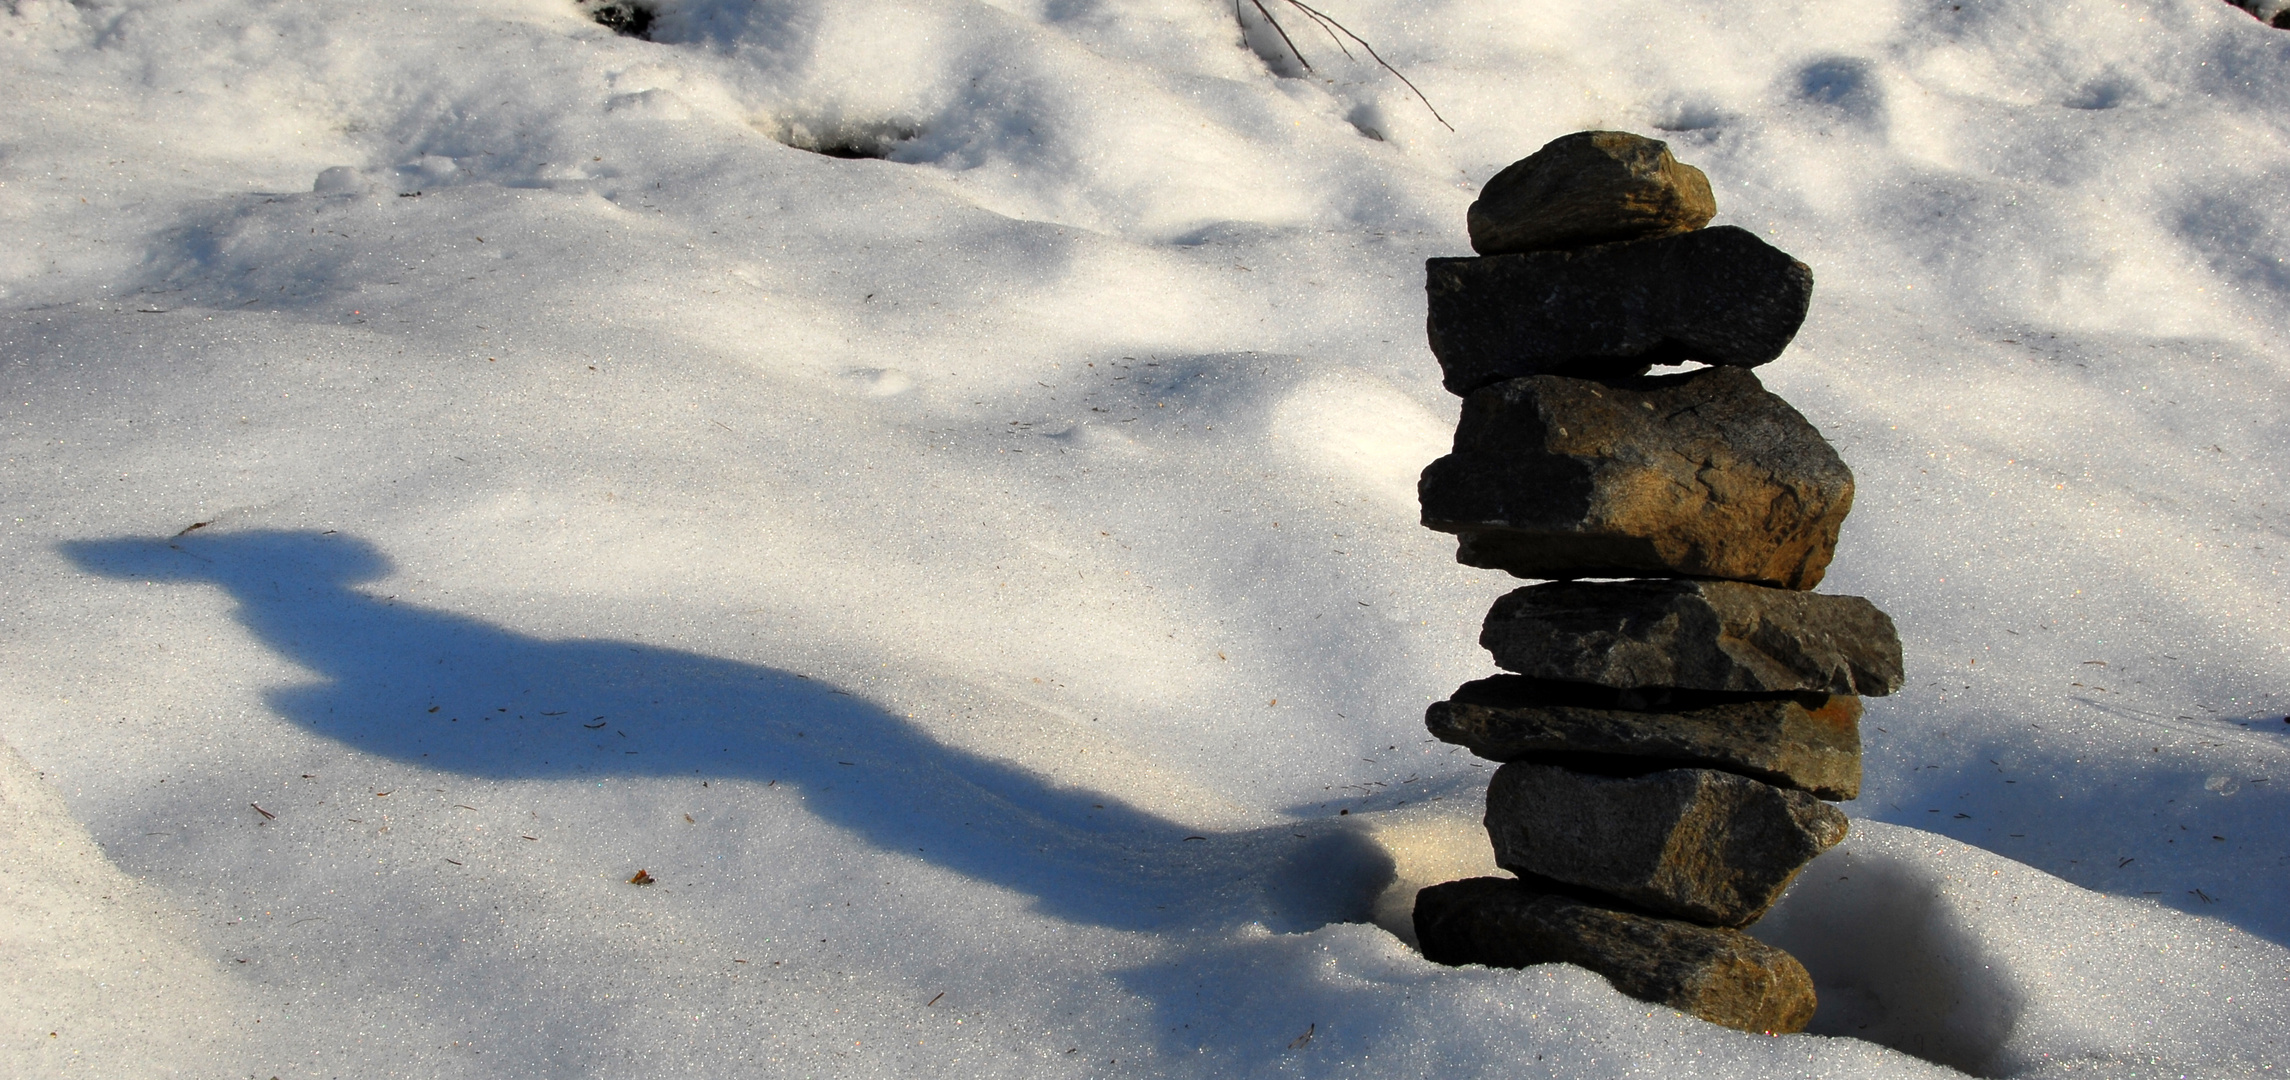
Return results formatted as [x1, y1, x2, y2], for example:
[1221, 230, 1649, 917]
[1283, 1, 1355, 61]
[1281, 0, 1454, 132]
[1245, 0, 1314, 73]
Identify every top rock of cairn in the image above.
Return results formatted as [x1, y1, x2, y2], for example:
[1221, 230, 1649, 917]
[1468, 132, 1717, 255]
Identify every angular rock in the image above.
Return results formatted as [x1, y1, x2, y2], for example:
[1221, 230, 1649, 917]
[1415, 876, 1817, 1033]
[1481, 579, 1904, 697]
[1427, 675, 1862, 800]
[1425, 226, 1813, 396]
[1468, 131, 1716, 256]
[1418, 366, 1854, 589]
[1483, 761, 1847, 927]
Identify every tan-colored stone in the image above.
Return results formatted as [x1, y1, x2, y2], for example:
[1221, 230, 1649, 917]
[1419, 367, 1853, 590]
[1468, 131, 1716, 255]
[1415, 877, 1817, 1033]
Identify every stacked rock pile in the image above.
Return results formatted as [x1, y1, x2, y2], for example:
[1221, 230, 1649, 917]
[1407, 132, 1905, 1034]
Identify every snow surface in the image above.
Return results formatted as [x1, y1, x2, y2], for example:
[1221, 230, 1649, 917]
[2, 0, 2287, 1075]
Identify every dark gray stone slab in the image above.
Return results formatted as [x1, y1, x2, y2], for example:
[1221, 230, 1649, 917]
[1418, 367, 1854, 589]
[1468, 131, 1716, 255]
[1415, 876, 1816, 1033]
[1427, 675, 1862, 800]
[1484, 761, 1849, 927]
[1480, 579, 1904, 697]
[1425, 226, 1813, 396]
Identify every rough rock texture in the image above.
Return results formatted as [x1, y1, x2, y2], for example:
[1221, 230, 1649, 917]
[1418, 367, 1854, 589]
[1483, 762, 1848, 927]
[1427, 675, 1862, 800]
[1425, 226, 1813, 396]
[1467, 131, 1717, 255]
[1481, 579, 1904, 697]
[1415, 877, 1816, 1032]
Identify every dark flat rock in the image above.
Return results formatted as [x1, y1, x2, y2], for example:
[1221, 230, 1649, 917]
[1415, 876, 1817, 1033]
[1484, 761, 1848, 927]
[1418, 367, 1854, 589]
[1481, 579, 1904, 697]
[1425, 226, 1813, 396]
[1427, 675, 1861, 800]
[1468, 131, 1716, 255]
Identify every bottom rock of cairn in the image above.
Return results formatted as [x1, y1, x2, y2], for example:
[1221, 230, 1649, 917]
[1415, 877, 1817, 1034]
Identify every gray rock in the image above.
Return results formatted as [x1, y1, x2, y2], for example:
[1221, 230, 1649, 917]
[1468, 131, 1717, 255]
[1418, 367, 1854, 589]
[1427, 675, 1861, 800]
[1481, 579, 1904, 697]
[1425, 226, 1813, 396]
[1483, 762, 1848, 927]
[1415, 876, 1817, 1033]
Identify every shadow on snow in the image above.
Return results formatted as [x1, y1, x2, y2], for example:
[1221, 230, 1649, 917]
[63, 528, 1394, 937]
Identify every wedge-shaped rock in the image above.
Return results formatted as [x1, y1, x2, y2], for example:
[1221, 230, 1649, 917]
[1415, 876, 1816, 1033]
[1418, 367, 1853, 589]
[1481, 579, 1904, 697]
[1484, 761, 1847, 927]
[1425, 226, 1812, 396]
[1427, 675, 1861, 800]
[1468, 131, 1717, 255]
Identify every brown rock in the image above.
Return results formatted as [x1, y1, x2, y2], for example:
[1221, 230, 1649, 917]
[1424, 226, 1813, 395]
[1480, 579, 1905, 697]
[1417, 367, 1854, 589]
[1483, 761, 1848, 927]
[1426, 675, 1862, 800]
[1468, 131, 1717, 255]
[1415, 876, 1816, 1033]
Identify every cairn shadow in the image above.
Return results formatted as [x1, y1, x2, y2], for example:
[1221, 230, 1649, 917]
[61, 529, 1392, 935]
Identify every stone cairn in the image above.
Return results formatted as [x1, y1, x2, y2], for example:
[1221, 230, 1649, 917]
[1408, 132, 1905, 1034]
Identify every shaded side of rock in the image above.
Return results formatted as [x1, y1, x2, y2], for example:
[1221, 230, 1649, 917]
[1425, 226, 1813, 396]
[1467, 131, 1716, 255]
[1483, 762, 1848, 926]
[1414, 876, 1816, 1033]
[1481, 579, 1904, 697]
[1427, 675, 1861, 800]
[1418, 367, 1853, 589]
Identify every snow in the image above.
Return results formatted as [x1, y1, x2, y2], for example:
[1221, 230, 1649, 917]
[2, 0, 2286, 1075]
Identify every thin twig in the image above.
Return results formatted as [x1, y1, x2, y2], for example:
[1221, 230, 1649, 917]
[1284, 2, 1353, 60]
[1245, 0, 1313, 72]
[1282, 0, 1453, 131]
